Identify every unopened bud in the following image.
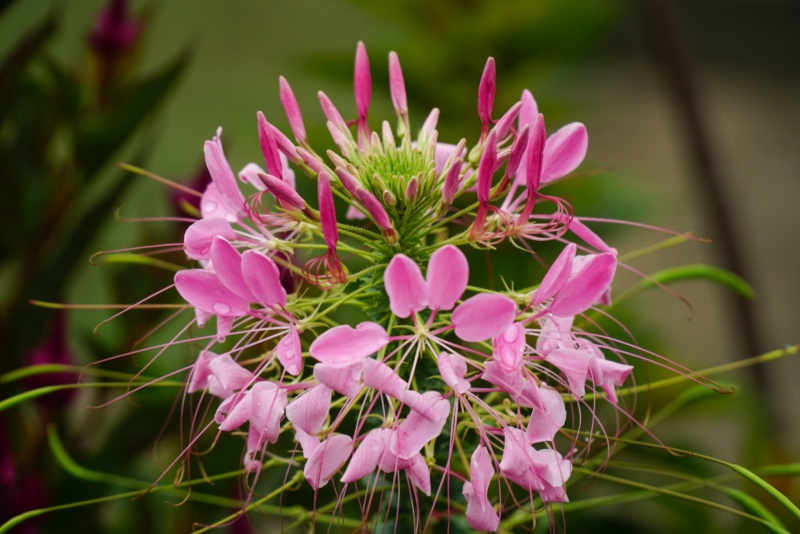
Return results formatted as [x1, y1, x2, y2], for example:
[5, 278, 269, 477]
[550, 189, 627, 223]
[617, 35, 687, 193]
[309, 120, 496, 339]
[405, 175, 418, 202]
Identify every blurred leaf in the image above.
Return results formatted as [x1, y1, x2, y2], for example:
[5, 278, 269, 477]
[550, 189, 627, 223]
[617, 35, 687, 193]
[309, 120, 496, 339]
[608, 264, 756, 315]
[0, 10, 57, 122]
[76, 51, 190, 177]
[642, 264, 755, 299]
[725, 488, 786, 531]
[97, 253, 184, 272]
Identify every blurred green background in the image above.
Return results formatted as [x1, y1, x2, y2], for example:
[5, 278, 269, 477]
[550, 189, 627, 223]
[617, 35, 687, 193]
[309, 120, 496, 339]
[1, 0, 798, 532]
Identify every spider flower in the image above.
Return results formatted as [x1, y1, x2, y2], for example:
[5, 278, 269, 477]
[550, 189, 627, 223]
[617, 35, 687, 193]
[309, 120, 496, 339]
[96, 42, 652, 532]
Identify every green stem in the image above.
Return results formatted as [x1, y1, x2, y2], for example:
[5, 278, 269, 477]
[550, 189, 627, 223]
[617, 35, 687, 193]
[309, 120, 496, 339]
[0, 380, 184, 413]
[597, 344, 799, 401]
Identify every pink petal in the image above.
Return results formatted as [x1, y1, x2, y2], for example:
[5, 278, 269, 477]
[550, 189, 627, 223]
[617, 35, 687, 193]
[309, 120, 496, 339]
[548, 253, 616, 317]
[437, 353, 470, 394]
[534, 314, 575, 357]
[545, 348, 591, 399]
[309, 322, 389, 366]
[526, 114, 546, 194]
[492, 101, 522, 141]
[362, 358, 409, 401]
[393, 392, 450, 459]
[345, 205, 367, 220]
[513, 89, 540, 188]
[434, 142, 466, 176]
[285, 384, 332, 435]
[541, 122, 587, 184]
[187, 350, 217, 394]
[499, 428, 530, 481]
[216, 392, 252, 432]
[482, 360, 524, 398]
[492, 322, 526, 373]
[385, 254, 429, 318]
[210, 237, 256, 302]
[249, 381, 288, 444]
[341, 428, 388, 483]
[241, 250, 287, 308]
[452, 294, 517, 342]
[521, 383, 566, 444]
[567, 217, 617, 255]
[313, 361, 363, 397]
[238, 162, 267, 191]
[293, 427, 320, 459]
[427, 245, 468, 311]
[184, 218, 236, 260]
[200, 183, 238, 222]
[405, 452, 431, 496]
[304, 433, 353, 489]
[276, 324, 303, 376]
[378, 432, 413, 472]
[464, 445, 499, 532]
[518, 90, 539, 134]
[533, 243, 576, 307]
[174, 270, 250, 317]
[215, 315, 234, 342]
[204, 139, 246, 220]
[529, 447, 572, 488]
[588, 357, 632, 405]
[505, 123, 529, 182]
[207, 353, 253, 398]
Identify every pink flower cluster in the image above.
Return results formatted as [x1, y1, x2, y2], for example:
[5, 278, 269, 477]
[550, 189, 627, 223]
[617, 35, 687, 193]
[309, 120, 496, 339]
[139, 43, 637, 531]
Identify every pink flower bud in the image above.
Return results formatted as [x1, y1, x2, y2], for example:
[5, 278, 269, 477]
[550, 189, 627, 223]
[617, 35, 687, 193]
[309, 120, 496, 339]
[478, 57, 496, 133]
[279, 76, 307, 143]
[388, 51, 407, 116]
[354, 41, 372, 122]
[257, 172, 306, 211]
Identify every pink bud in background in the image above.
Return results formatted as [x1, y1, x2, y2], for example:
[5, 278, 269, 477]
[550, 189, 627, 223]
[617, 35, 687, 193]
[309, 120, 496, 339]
[88, 0, 138, 59]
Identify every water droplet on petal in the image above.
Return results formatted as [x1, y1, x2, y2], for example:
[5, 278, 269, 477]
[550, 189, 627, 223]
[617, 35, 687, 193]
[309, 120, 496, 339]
[203, 201, 217, 213]
[212, 302, 230, 314]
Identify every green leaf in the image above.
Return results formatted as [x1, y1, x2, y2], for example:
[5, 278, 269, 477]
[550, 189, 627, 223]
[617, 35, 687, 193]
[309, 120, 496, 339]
[636, 264, 753, 299]
[97, 253, 184, 272]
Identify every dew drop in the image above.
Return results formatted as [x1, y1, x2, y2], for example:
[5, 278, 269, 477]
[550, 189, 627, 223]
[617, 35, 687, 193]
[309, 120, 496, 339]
[212, 302, 230, 314]
[203, 201, 217, 213]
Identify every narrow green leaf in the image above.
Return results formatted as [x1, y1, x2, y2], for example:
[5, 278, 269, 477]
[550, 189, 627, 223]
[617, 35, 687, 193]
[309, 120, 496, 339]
[98, 253, 184, 272]
[0, 381, 182, 412]
[726, 488, 786, 530]
[612, 264, 755, 312]
[729, 464, 800, 521]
